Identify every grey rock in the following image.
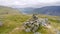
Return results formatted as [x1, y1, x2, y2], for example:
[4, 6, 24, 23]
[24, 15, 48, 32]
[31, 24, 34, 28]
[34, 32, 41, 34]
[57, 31, 60, 34]
[32, 26, 39, 32]
[25, 28, 31, 32]
[0, 22, 3, 26]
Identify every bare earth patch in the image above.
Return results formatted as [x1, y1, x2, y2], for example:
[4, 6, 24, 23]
[8, 25, 25, 34]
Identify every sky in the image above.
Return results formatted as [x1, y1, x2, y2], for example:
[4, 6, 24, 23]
[0, 0, 60, 8]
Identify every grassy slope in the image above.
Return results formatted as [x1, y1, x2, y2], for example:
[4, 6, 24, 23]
[38, 15, 60, 34]
[0, 6, 60, 34]
[0, 14, 60, 34]
[0, 14, 30, 34]
[0, 6, 20, 15]
[0, 6, 30, 34]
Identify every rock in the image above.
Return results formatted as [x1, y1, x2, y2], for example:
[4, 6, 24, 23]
[0, 22, 3, 26]
[34, 32, 41, 34]
[32, 26, 39, 32]
[24, 15, 48, 33]
[31, 24, 34, 28]
[32, 14, 38, 20]
[57, 31, 60, 34]
[42, 22, 47, 26]
[45, 18, 48, 20]
[29, 21, 33, 23]
[25, 28, 31, 32]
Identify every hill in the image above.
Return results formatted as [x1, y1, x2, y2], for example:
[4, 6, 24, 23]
[0, 6, 30, 34]
[0, 14, 60, 34]
[0, 6, 60, 34]
[17, 6, 60, 16]
[34, 6, 60, 16]
[0, 6, 20, 15]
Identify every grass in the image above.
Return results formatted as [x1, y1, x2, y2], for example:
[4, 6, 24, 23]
[0, 14, 60, 34]
[0, 6, 60, 34]
[0, 14, 30, 34]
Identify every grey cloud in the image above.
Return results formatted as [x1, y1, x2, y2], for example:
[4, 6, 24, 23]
[0, 0, 60, 8]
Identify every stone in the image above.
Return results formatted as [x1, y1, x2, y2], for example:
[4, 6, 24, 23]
[45, 18, 48, 21]
[32, 14, 38, 20]
[31, 24, 34, 28]
[30, 21, 34, 23]
[24, 15, 48, 33]
[57, 31, 60, 34]
[42, 22, 47, 26]
[34, 32, 41, 34]
[0, 22, 3, 26]
[32, 26, 39, 32]
[25, 28, 31, 32]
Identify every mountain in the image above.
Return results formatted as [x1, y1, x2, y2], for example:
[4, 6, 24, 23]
[0, 6, 20, 15]
[17, 6, 60, 16]
[34, 6, 60, 16]
[0, 6, 60, 34]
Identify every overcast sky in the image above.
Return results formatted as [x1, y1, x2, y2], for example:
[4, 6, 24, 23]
[0, 0, 60, 8]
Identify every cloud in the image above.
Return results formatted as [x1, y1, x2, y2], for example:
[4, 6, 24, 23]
[0, 0, 60, 8]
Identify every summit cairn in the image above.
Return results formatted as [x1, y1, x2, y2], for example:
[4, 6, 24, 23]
[24, 14, 41, 32]
[23, 14, 48, 34]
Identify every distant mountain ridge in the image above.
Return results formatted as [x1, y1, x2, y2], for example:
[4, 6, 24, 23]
[17, 6, 60, 16]
[0, 6, 60, 16]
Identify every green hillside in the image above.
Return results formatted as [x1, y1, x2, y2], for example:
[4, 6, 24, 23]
[0, 6, 20, 15]
[0, 6, 60, 34]
[0, 6, 30, 34]
[0, 14, 60, 34]
[0, 14, 30, 34]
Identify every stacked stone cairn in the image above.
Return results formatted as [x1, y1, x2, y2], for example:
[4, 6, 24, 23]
[23, 14, 48, 34]
[24, 14, 41, 33]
